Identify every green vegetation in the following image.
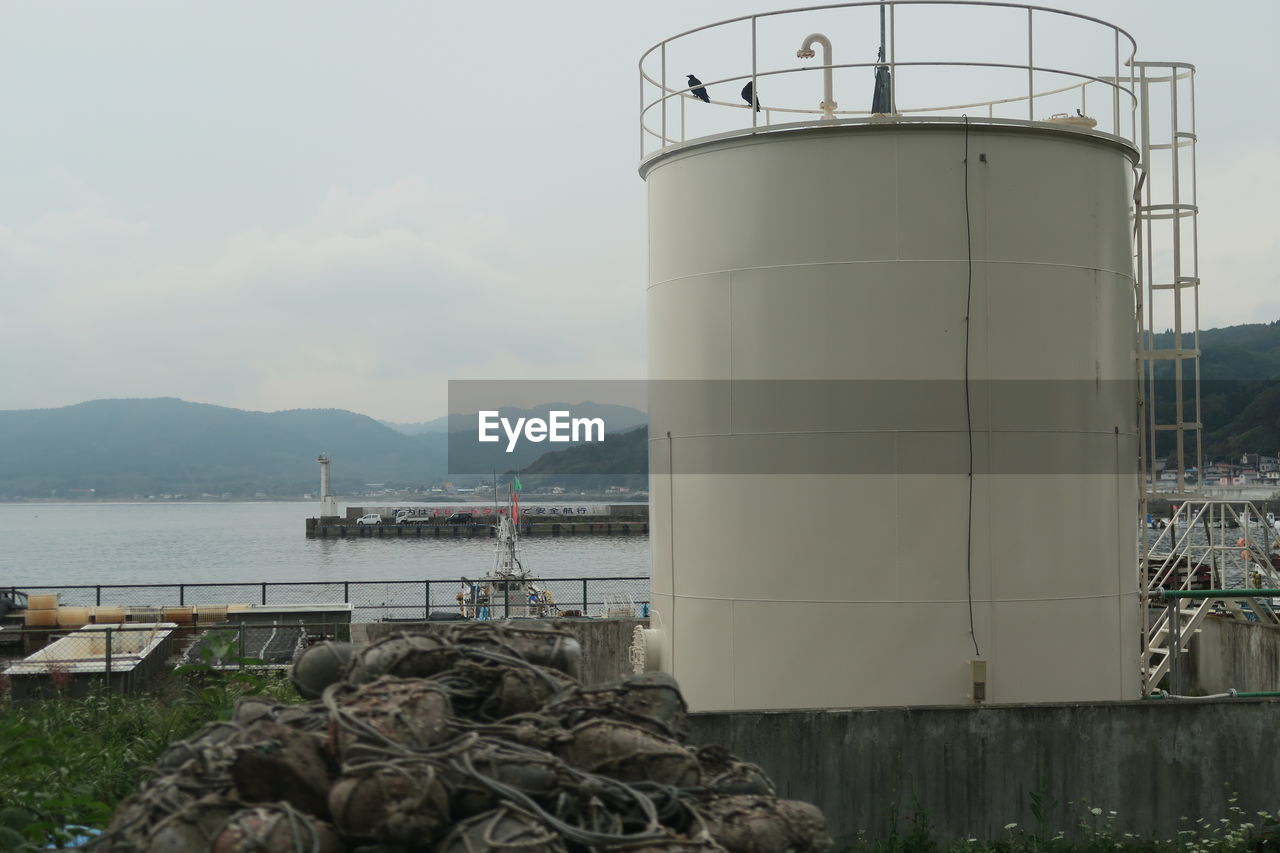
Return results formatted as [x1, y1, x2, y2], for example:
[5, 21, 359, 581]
[0, 398, 649, 499]
[1, 664, 1277, 852]
[1150, 320, 1280, 463]
[1153, 320, 1280, 382]
[0, 320, 1276, 497]
[838, 790, 1280, 853]
[516, 424, 648, 491]
[0, 664, 297, 850]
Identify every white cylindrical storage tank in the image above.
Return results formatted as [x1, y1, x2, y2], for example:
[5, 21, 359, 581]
[643, 117, 1140, 711]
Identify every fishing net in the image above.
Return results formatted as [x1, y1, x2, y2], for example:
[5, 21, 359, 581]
[555, 719, 701, 788]
[592, 838, 728, 853]
[210, 803, 343, 853]
[232, 695, 283, 727]
[91, 621, 832, 852]
[327, 758, 451, 844]
[692, 795, 833, 853]
[347, 624, 583, 686]
[435, 806, 568, 853]
[542, 672, 689, 741]
[291, 641, 359, 700]
[693, 745, 775, 797]
[141, 795, 242, 853]
[325, 676, 454, 760]
[480, 663, 578, 722]
[152, 720, 241, 772]
[228, 720, 333, 817]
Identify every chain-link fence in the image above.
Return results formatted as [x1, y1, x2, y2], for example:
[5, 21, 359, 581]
[2, 576, 649, 622]
[0, 620, 361, 699]
[0, 623, 178, 699]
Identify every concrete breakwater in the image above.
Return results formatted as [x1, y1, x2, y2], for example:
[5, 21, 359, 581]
[306, 503, 649, 538]
[306, 517, 648, 538]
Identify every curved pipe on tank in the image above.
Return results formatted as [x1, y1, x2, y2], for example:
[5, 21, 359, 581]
[796, 33, 836, 119]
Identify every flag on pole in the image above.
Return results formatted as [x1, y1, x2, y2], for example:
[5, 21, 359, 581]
[513, 476, 522, 492]
[871, 55, 892, 114]
[871, 3, 892, 114]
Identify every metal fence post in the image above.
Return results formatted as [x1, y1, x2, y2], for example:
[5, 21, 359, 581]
[261, 583, 268, 606]
[343, 582, 350, 604]
[95, 586, 102, 606]
[179, 585, 185, 606]
[238, 622, 246, 666]
[582, 579, 589, 616]
[504, 584, 510, 619]
[1168, 596, 1182, 695]
[425, 580, 431, 619]
[104, 627, 112, 692]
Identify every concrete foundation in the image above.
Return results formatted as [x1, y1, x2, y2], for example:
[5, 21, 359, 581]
[1178, 615, 1280, 694]
[690, 699, 1280, 843]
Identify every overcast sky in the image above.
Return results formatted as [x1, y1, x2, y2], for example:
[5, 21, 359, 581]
[1, 1, 1275, 422]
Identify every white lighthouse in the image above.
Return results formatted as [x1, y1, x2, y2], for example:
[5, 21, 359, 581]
[317, 453, 338, 518]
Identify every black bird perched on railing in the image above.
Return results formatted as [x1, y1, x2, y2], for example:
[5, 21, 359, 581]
[686, 74, 710, 103]
[741, 81, 761, 111]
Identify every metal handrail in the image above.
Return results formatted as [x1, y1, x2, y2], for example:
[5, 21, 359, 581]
[2, 576, 651, 620]
[4, 576, 648, 592]
[639, 0, 1139, 158]
[640, 60, 1135, 141]
[1141, 500, 1280, 694]
[1158, 589, 1280, 600]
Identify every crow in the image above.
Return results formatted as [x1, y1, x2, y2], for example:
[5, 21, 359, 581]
[741, 80, 761, 111]
[686, 74, 710, 103]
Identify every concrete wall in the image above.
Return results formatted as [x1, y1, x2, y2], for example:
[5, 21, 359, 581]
[1180, 615, 1280, 694]
[365, 617, 646, 686]
[690, 700, 1280, 843]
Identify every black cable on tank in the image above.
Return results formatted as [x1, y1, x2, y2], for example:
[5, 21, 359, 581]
[963, 115, 980, 659]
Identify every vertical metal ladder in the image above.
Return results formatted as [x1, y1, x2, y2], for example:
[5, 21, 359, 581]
[1134, 61, 1203, 499]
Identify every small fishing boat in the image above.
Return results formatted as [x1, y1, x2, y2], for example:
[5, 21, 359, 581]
[457, 482, 556, 619]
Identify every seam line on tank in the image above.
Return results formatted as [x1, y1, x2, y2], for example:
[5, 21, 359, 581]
[669, 592, 1134, 604]
[647, 258, 1133, 289]
[647, 428, 1139, 438]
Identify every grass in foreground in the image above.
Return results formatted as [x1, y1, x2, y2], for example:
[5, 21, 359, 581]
[3, 660, 1278, 853]
[838, 796, 1280, 853]
[0, 659, 297, 850]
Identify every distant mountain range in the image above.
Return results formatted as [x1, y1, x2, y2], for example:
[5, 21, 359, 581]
[522, 321, 1280, 475]
[1150, 320, 1280, 461]
[0, 398, 649, 499]
[1, 320, 1275, 498]
[0, 398, 446, 499]
[1152, 321, 1280, 381]
[380, 415, 452, 435]
[514, 425, 648, 491]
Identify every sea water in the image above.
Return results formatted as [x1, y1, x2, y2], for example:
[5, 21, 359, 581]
[0, 502, 649, 588]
